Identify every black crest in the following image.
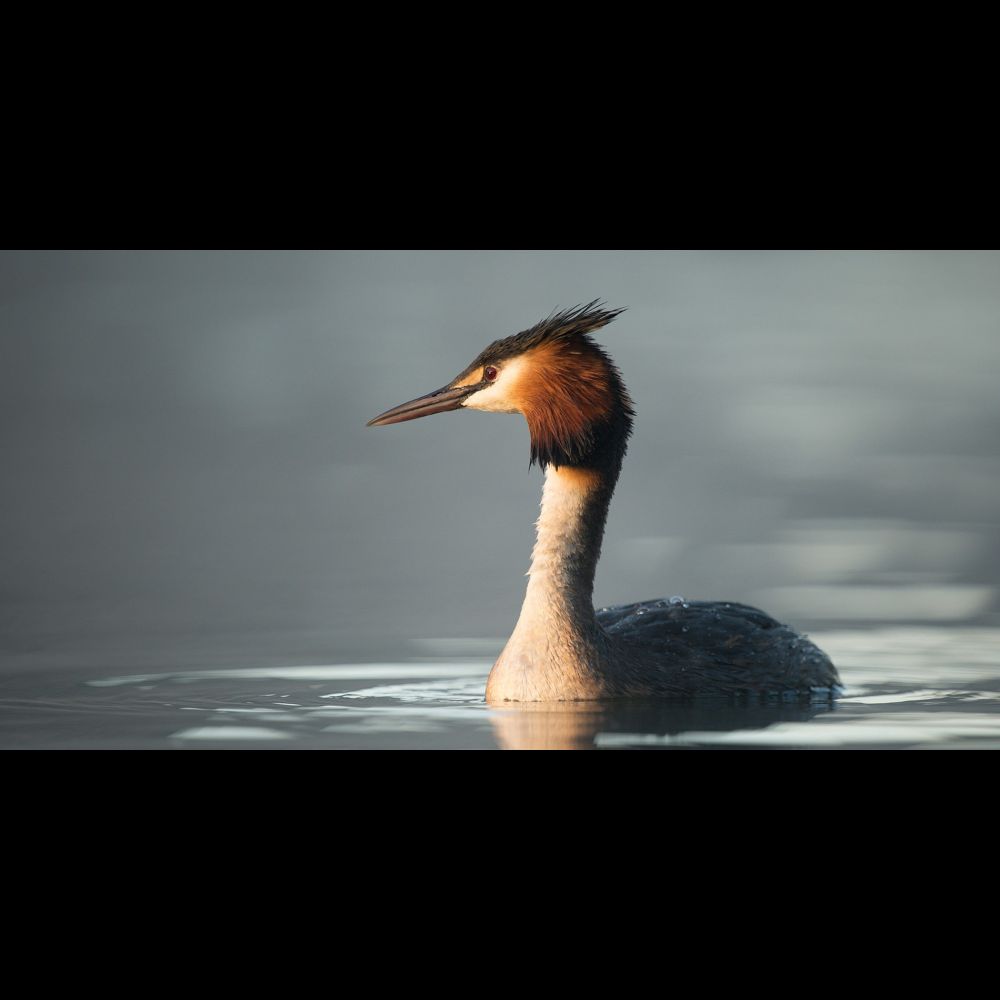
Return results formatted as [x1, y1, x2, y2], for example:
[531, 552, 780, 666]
[467, 300, 627, 372]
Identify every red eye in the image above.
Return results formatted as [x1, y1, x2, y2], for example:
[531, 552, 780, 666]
[483, 365, 498, 382]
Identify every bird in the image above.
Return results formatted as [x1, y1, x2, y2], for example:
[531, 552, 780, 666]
[367, 302, 839, 703]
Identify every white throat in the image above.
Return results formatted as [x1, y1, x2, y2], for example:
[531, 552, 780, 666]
[486, 466, 613, 701]
[522, 468, 602, 620]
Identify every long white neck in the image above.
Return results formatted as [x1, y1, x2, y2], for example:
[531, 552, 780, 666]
[486, 466, 615, 702]
[522, 467, 609, 624]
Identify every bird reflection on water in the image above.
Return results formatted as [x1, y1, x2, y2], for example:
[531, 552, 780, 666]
[489, 697, 837, 750]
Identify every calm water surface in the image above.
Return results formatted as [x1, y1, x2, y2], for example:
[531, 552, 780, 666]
[2, 628, 998, 749]
[3, 252, 999, 749]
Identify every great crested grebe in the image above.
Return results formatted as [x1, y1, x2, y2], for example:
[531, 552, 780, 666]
[368, 303, 838, 703]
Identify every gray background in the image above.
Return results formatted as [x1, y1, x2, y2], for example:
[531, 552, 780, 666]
[2, 250, 998, 669]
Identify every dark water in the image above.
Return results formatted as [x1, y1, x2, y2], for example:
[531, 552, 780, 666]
[2, 629, 998, 749]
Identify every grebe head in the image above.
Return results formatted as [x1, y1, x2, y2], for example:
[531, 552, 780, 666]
[367, 301, 634, 471]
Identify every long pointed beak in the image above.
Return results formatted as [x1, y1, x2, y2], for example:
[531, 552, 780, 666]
[367, 383, 478, 427]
